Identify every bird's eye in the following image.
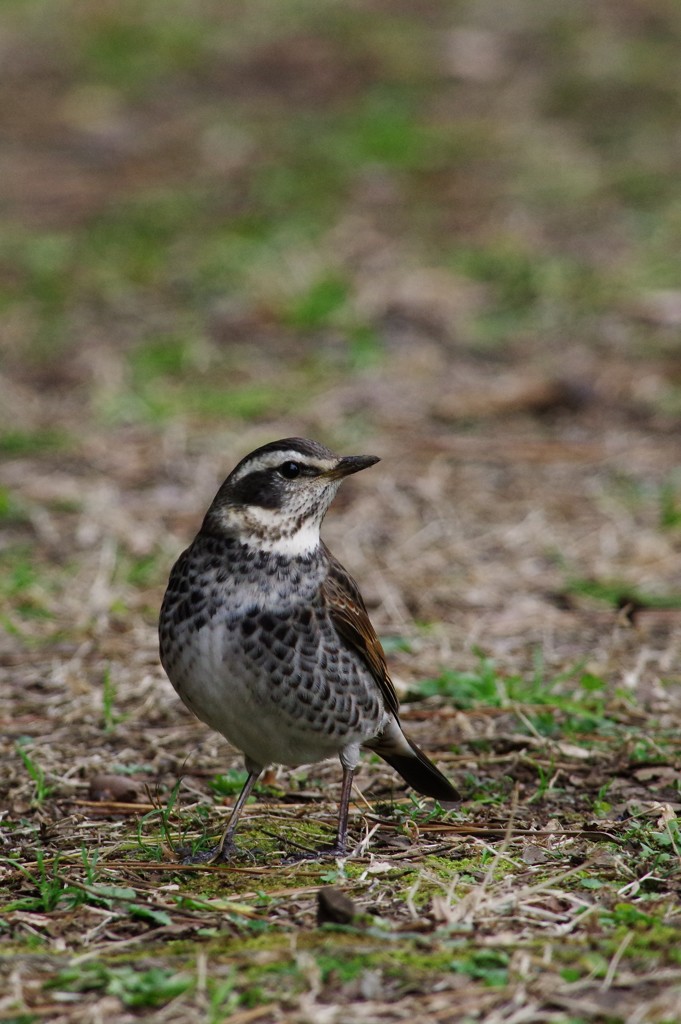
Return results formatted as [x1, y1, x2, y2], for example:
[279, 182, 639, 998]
[278, 461, 301, 479]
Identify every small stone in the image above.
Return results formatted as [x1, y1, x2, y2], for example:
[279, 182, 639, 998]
[88, 774, 139, 803]
[522, 843, 549, 865]
[317, 886, 355, 926]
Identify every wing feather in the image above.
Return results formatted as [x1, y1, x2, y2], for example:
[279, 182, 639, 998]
[321, 543, 400, 718]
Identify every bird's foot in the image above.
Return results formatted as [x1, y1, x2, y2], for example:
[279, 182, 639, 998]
[175, 837, 239, 865]
[283, 843, 348, 864]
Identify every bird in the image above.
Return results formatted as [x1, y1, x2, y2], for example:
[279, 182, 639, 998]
[159, 437, 458, 861]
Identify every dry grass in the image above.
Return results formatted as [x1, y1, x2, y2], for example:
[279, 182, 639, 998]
[3, 383, 680, 1022]
[2, 1, 681, 1021]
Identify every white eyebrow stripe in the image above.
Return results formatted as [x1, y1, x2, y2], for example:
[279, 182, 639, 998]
[229, 450, 336, 484]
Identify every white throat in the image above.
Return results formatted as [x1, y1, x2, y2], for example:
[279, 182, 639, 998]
[219, 504, 323, 557]
[256, 519, 321, 557]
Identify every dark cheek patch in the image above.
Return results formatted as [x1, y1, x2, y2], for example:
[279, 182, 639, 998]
[230, 470, 283, 509]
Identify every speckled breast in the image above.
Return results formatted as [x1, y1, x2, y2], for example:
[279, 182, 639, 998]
[159, 534, 384, 768]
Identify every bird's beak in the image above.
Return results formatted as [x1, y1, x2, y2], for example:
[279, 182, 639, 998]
[327, 454, 380, 479]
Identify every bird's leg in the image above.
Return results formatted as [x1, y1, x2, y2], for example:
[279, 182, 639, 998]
[180, 768, 261, 864]
[214, 768, 261, 858]
[333, 764, 355, 857]
[283, 763, 356, 862]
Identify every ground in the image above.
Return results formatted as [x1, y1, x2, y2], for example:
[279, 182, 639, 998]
[1, 2, 681, 1022]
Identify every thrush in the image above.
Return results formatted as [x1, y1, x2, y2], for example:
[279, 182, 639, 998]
[159, 437, 458, 860]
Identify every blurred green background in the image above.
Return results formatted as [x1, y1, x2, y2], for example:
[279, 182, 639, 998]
[2, 0, 680, 449]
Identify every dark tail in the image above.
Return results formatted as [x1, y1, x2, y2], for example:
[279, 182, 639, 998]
[379, 735, 459, 804]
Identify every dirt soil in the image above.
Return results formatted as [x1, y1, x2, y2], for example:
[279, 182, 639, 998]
[1, 3, 681, 1023]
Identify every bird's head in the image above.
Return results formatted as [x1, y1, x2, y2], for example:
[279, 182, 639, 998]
[203, 437, 380, 556]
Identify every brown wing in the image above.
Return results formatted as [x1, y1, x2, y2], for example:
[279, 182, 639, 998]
[321, 542, 400, 719]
